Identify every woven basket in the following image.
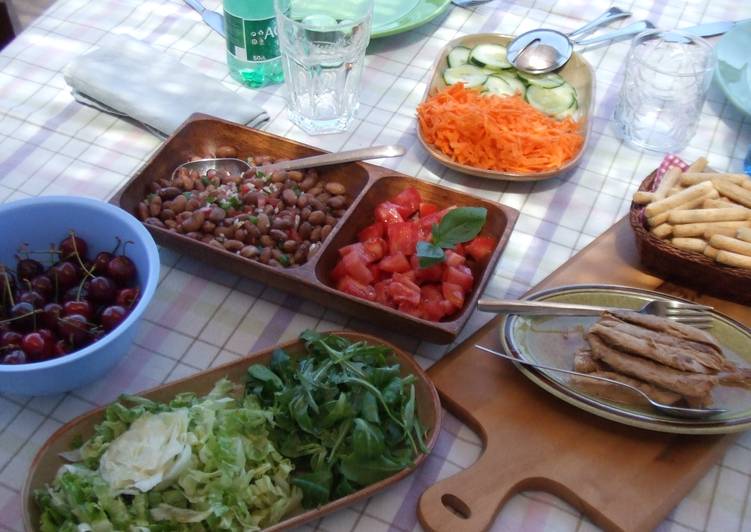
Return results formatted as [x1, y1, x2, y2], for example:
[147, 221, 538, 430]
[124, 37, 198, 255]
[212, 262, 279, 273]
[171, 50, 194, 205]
[628, 169, 751, 305]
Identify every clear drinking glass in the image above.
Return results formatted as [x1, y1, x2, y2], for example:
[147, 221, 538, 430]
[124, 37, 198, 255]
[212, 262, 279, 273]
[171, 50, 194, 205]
[613, 30, 715, 152]
[274, 0, 374, 135]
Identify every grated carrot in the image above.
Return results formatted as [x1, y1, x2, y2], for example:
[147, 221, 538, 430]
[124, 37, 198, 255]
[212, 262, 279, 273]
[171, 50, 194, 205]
[417, 84, 584, 173]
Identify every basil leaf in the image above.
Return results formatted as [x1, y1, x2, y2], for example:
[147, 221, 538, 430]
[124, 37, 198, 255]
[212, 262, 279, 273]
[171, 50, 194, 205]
[416, 241, 444, 268]
[432, 207, 487, 248]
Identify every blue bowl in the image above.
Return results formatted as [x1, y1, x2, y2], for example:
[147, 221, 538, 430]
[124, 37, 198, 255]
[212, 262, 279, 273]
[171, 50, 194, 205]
[0, 196, 160, 395]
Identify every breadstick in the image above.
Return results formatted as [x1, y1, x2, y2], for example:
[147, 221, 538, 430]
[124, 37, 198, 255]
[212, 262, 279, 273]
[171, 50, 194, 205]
[651, 223, 673, 239]
[709, 234, 751, 257]
[716, 250, 751, 270]
[737, 227, 751, 243]
[686, 157, 708, 173]
[653, 166, 683, 201]
[646, 189, 719, 227]
[743, 180, 751, 192]
[633, 191, 656, 205]
[645, 181, 714, 218]
[704, 226, 740, 239]
[681, 172, 748, 186]
[713, 180, 751, 208]
[703, 198, 738, 209]
[668, 207, 750, 224]
[671, 238, 706, 253]
[704, 245, 719, 259]
[672, 220, 750, 238]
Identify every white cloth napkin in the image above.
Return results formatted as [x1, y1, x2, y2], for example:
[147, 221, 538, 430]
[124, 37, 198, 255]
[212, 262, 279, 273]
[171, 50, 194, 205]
[64, 37, 269, 137]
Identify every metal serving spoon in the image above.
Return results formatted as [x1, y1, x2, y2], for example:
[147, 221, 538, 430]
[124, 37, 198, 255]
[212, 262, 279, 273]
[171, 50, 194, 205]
[507, 7, 632, 74]
[474, 345, 727, 419]
[172, 144, 406, 180]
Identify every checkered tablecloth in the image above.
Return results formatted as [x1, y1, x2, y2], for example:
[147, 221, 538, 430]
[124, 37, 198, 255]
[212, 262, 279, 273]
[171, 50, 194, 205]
[1, 0, 750, 530]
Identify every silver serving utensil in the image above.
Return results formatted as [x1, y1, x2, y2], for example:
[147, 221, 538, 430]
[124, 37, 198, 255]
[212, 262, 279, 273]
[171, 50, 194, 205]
[474, 345, 727, 419]
[507, 7, 632, 74]
[172, 144, 406, 180]
[477, 298, 714, 328]
[183, 0, 225, 37]
[680, 19, 751, 38]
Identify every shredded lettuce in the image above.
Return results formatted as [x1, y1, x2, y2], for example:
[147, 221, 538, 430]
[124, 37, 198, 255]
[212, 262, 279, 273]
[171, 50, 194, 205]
[35, 379, 302, 531]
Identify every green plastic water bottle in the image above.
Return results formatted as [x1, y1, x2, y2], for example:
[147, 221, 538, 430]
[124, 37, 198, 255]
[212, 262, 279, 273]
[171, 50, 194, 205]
[223, 0, 284, 88]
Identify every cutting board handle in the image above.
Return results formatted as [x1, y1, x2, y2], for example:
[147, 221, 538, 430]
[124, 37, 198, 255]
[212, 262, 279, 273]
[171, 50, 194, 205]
[418, 452, 526, 532]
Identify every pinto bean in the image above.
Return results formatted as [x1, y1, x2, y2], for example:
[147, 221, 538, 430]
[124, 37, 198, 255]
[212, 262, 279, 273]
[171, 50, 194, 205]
[171, 194, 187, 214]
[327, 195, 346, 209]
[257, 213, 270, 234]
[148, 195, 162, 216]
[282, 188, 298, 206]
[325, 182, 346, 195]
[208, 207, 226, 223]
[240, 245, 259, 258]
[282, 240, 298, 253]
[145, 217, 166, 228]
[308, 210, 326, 225]
[137, 202, 149, 221]
[270, 229, 288, 241]
[321, 224, 333, 240]
[223, 239, 244, 252]
[180, 210, 205, 232]
[216, 145, 238, 158]
[159, 187, 181, 200]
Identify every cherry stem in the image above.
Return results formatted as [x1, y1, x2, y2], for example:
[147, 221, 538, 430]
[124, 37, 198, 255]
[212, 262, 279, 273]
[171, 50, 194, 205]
[68, 231, 95, 279]
[111, 236, 122, 256]
[121, 240, 135, 258]
[1, 268, 14, 307]
[0, 308, 41, 325]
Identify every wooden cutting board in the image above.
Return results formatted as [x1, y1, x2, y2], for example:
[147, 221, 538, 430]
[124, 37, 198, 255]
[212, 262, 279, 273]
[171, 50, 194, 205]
[418, 218, 750, 532]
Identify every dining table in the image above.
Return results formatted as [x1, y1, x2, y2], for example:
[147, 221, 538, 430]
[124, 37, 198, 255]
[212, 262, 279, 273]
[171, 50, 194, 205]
[1, 0, 751, 530]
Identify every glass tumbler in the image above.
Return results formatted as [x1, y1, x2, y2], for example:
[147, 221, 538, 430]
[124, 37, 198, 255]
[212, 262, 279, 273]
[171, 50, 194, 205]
[274, 0, 374, 135]
[613, 30, 715, 152]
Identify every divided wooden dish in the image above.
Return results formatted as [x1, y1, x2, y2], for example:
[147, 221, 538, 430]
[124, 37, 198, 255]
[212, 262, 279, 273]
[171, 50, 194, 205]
[23, 331, 442, 531]
[418, 33, 595, 181]
[629, 169, 751, 305]
[112, 114, 518, 344]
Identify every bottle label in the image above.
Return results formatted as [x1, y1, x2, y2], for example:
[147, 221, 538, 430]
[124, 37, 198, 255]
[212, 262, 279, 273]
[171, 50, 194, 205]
[224, 12, 280, 62]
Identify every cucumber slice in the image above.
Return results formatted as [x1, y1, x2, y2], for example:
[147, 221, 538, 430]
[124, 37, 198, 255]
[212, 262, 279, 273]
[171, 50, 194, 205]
[517, 71, 566, 88]
[442, 64, 488, 88]
[469, 43, 511, 70]
[554, 100, 579, 120]
[491, 71, 526, 96]
[526, 83, 577, 115]
[483, 75, 524, 97]
[447, 46, 471, 67]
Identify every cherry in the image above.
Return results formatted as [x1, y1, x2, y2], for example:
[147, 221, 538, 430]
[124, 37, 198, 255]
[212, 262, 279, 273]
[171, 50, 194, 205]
[107, 256, 136, 286]
[49, 261, 80, 290]
[100, 305, 127, 332]
[17, 258, 43, 281]
[18, 290, 45, 309]
[57, 314, 90, 346]
[60, 234, 88, 261]
[37, 328, 55, 343]
[63, 300, 93, 320]
[115, 287, 140, 309]
[2, 349, 26, 364]
[92, 251, 114, 275]
[30, 275, 54, 300]
[22, 332, 52, 361]
[39, 302, 63, 329]
[0, 330, 23, 348]
[9, 302, 36, 331]
[89, 276, 116, 303]
[53, 340, 69, 357]
[63, 282, 89, 303]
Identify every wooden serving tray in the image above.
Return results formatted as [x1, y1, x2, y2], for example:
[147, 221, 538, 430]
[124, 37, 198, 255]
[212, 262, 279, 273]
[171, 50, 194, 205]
[112, 114, 518, 344]
[23, 332, 442, 532]
[417, 217, 747, 532]
[418, 33, 594, 181]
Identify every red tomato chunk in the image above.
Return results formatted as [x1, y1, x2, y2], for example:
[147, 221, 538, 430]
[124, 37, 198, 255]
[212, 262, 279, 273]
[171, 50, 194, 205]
[330, 187, 495, 322]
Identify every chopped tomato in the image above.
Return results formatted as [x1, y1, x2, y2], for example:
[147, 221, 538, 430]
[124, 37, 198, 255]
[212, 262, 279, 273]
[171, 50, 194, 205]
[337, 276, 376, 301]
[411, 255, 444, 283]
[442, 281, 465, 309]
[375, 202, 404, 225]
[387, 222, 418, 256]
[420, 299, 446, 321]
[398, 302, 425, 319]
[368, 263, 382, 283]
[420, 284, 443, 301]
[331, 259, 347, 282]
[387, 278, 421, 306]
[342, 251, 374, 285]
[419, 202, 439, 217]
[362, 237, 387, 262]
[443, 264, 473, 291]
[393, 270, 417, 284]
[465, 235, 496, 262]
[392, 187, 421, 218]
[379, 253, 411, 273]
[453, 242, 466, 256]
[418, 206, 454, 232]
[374, 279, 392, 305]
[358, 221, 385, 242]
[339, 242, 364, 258]
[445, 249, 466, 267]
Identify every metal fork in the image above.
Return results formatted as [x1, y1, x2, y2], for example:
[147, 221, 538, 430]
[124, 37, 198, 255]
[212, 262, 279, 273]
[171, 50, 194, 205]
[477, 298, 714, 328]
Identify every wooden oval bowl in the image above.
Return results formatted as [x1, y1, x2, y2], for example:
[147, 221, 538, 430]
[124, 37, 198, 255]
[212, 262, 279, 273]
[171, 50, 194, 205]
[23, 331, 442, 531]
[418, 33, 595, 181]
[113, 113, 519, 344]
[629, 169, 751, 304]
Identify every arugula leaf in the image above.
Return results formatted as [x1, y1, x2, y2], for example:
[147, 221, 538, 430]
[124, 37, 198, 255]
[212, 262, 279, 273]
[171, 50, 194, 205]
[339, 453, 408, 486]
[416, 241, 444, 268]
[352, 419, 385, 458]
[361, 392, 380, 423]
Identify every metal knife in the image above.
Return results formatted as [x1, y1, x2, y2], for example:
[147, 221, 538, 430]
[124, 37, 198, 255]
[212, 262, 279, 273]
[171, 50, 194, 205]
[680, 19, 751, 38]
[183, 0, 226, 38]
